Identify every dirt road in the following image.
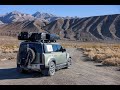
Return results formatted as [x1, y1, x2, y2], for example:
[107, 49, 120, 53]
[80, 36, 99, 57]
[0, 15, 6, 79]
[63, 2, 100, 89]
[0, 48, 120, 85]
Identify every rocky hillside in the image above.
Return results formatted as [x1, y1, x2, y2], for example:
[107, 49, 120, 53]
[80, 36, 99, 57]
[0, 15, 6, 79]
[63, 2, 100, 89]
[43, 14, 120, 42]
[0, 11, 120, 42]
[0, 20, 48, 37]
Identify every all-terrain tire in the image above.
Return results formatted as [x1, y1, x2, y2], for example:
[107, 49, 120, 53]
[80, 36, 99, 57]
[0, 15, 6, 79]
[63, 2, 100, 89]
[65, 57, 72, 69]
[17, 64, 29, 74]
[42, 61, 56, 76]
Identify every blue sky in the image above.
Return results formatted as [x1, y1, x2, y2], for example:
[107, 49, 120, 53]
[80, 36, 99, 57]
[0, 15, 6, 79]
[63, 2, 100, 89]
[0, 5, 120, 17]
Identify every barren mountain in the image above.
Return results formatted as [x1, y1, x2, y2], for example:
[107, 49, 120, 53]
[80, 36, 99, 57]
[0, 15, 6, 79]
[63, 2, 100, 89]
[0, 11, 35, 24]
[0, 11, 61, 24]
[43, 14, 120, 42]
[0, 20, 48, 37]
[0, 11, 120, 42]
[32, 11, 59, 22]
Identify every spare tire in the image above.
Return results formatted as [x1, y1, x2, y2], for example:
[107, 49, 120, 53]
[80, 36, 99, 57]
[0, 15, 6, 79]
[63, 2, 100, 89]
[25, 48, 36, 66]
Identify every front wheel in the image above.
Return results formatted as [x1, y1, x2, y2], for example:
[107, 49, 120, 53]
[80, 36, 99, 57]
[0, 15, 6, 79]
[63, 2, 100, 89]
[66, 57, 72, 69]
[42, 61, 56, 76]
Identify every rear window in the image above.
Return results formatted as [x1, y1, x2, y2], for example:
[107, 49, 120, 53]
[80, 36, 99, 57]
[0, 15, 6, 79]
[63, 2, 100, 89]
[19, 43, 43, 53]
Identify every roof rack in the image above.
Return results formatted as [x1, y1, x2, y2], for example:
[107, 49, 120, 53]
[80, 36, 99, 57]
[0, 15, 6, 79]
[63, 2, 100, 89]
[25, 39, 56, 43]
[18, 32, 60, 43]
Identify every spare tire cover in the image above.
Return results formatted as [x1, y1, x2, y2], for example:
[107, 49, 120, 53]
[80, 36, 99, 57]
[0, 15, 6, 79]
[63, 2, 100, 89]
[26, 48, 36, 65]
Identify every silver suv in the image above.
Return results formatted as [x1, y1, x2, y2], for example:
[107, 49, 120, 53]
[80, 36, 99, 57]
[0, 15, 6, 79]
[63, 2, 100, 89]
[17, 32, 72, 76]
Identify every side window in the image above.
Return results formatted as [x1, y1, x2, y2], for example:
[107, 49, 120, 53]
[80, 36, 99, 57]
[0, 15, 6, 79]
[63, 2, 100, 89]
[45, 44, 53, 52]
[51, 44, 63, 52]
[52, 44, 58, 52]
[56, 45, 63, 52]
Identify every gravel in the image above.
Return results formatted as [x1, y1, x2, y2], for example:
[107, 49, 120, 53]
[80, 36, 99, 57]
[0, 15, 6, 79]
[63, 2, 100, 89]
[0, 48, 120, 85]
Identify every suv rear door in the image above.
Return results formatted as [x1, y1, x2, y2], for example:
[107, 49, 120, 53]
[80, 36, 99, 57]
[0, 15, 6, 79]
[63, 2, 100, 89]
[18, 42, 43, 65]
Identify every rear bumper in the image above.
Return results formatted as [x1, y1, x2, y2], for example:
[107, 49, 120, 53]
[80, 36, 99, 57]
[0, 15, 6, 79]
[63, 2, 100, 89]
[40, 64, 45, 70]
[19, 64, 45, 71]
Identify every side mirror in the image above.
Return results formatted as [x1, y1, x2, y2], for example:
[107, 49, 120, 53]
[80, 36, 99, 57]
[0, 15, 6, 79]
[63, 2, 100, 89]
[62, 49, 66, 52]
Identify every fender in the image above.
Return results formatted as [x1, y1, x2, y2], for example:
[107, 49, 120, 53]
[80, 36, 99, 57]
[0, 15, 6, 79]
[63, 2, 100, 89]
[45, 56, 56, 68]
[66, 53, 71, 60]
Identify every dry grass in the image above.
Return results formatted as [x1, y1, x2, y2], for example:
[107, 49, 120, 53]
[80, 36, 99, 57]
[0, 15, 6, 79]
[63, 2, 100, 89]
[0, 37, 120, 66]
[0, 45, 18, 53]
[0, 36, 19, 61]
[102, 57, 120, 66]
[80, 44, 120, 66]
[59, 40, 120, 66]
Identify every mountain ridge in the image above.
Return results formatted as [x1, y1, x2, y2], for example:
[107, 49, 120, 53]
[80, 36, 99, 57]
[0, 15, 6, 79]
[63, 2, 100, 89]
[0, 11, 120, 42]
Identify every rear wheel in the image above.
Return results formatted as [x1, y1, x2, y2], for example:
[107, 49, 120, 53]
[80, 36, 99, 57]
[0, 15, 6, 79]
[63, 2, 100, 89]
[42, 61, 56, 76]
[17, 65, 28, 74]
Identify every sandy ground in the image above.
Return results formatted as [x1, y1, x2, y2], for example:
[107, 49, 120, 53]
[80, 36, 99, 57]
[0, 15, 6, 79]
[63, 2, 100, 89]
[0, 48, 120, 85]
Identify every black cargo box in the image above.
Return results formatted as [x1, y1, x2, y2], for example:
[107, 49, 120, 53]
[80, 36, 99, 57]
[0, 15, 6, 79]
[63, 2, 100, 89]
[18, 32, 30, 40]
[18, 32, 60, 41]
